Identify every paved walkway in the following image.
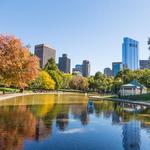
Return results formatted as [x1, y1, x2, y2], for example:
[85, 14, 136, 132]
[0, 92, 64, 101]
[89, 95, 150, 107]
[0, 91, 86, 101]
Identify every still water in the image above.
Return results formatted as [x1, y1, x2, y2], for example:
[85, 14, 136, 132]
[0, 94, 150, 150]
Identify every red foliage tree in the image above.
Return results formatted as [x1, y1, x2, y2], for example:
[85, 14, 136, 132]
[0, 34, 39, 89]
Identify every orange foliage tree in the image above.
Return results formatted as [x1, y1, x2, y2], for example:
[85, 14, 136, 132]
[0, 34, 39, 89]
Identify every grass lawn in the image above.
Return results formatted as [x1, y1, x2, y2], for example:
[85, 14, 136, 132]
[0, 87, 33, 94]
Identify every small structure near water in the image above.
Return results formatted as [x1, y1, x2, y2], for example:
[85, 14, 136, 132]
[120, 80, 147, 96]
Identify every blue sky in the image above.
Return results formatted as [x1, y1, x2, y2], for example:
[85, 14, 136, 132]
[0, 0, 150, 74]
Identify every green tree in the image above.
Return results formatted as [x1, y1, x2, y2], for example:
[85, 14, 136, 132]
[138, 69, 150, 88]
[89, 72, 114, 93]
[112, 78, 123, 93]
[44, 58, 63, 89]
[116, 69, 133, 84]
[88, 76, 96, 91]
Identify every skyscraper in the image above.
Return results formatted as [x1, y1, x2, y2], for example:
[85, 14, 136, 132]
[104, 67, 113, 77]
[34, 44, 56, 68]
[58, 54, 71, 73]
[112, 62, 122, 77]
[72, 64, 83, 76]
[82, 60, 90, 77]
[122, 37, 139, 70]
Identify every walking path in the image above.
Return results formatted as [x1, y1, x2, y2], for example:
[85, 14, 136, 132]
[0, 91, 86, 101]
[89, 95, 150, 107]
[0, 92, 64, 101]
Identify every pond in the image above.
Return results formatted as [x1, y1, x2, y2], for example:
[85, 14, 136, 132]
[0, 94, 150, 150]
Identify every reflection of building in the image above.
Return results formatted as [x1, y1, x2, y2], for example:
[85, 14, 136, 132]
[104, 67, 113, 77]
[82, 60, 90, 77]
[140, 60, 150, 69]
[35, 119, 52, 141]
[58, 54, 71, 73]
[71, 104, 89, 125]
[112, 62, 122, 76]
[122, 37, 139, 70]
[56, 113, 69, 131]
[112, 112, 121, 124]
[122, 120, 141, 150]
[34, 44, 56, 68]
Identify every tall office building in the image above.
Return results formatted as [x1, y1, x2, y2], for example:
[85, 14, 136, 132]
[34, 44, 56, 68]
[122, 37, 139, 70]
[82, 60, 90, 77]
[58, 54, 71, 73]
[104, 67, 113, 77]
[140, 60, 150, 69]
[112, 62, 122, 77]
[72, 64, 83, 75]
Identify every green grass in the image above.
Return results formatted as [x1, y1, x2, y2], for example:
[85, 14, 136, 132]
[121, 93, 150, 101]
[0, 87, 33, 94]
[0, 87, 20, 94]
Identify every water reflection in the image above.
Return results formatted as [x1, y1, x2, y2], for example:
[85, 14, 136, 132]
[122, 120, 141, 150]
[0, 94, 149, 150]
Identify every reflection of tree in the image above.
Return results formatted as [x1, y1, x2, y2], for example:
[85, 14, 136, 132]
[93, 100, 150, 127]
[0, 106, 36, 150]
[80, 111, 89, 125]
[94, 101, 114, 117]
[56, 105, 69, 131]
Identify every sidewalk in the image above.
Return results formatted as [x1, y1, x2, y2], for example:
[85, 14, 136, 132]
[89, 95, 150, 107]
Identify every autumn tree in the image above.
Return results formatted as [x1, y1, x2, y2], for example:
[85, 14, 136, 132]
[0, 34, 39, 89]
[30, 71, 55, 90]
[69, 76, 89, 91]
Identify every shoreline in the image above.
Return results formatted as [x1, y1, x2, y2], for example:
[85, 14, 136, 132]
[0, 91, 87, 101]
[1, 92, 150, 107]
[89, 95, 150, 107]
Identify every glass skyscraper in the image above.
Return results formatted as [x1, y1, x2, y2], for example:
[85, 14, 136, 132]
[122, 37, 139, 70]
[112, 62, 122, 77]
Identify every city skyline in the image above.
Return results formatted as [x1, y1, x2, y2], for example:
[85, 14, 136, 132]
[0, 0, 150, 74]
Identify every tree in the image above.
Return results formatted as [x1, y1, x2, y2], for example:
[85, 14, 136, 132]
[88, 76, 96, 91]
[0, 34, 39, 89]
[62, 74, 72, 89]
[112, 78, 123, 94]
[44, 58, 58, 71]
[44, 58, 63, 89]
[116, 69, 133, 84]
[69, 76, 89, 91]
[89, 72, 114, 93]
[138, 69, 150, 88]
[93, 72, 107, 93]
[30, 71, 55, 90]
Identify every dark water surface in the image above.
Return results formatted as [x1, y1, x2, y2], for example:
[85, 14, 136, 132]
[0, 94, 150, 150]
